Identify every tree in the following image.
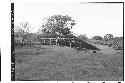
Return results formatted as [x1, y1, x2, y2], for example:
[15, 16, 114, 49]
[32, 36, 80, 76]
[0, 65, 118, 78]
[14, 22, 32, 45]
[104, 34, 113, 41]
[112, 36, 123, 50]
[92, 36, 103, 40]
[39, 15, 76, 37]
[14, 22, 30, 33]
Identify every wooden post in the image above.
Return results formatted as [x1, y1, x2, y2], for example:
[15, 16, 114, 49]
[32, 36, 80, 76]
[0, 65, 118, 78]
[56, 38, 57, 46]
[56, 36, 59, 46]
[50, 38, 51, 45]
[44, 39, 45, 43]
[70, 42, 71, 48]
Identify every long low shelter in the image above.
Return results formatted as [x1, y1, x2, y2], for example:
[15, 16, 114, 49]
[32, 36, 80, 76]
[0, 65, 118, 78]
[40, 37, 76, 47]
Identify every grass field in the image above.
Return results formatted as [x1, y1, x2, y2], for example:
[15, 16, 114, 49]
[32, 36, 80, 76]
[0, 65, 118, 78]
[15, 45, 123, 81]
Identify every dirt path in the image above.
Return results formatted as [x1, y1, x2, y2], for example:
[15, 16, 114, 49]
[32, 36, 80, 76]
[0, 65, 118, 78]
[91, 44, 116, 55]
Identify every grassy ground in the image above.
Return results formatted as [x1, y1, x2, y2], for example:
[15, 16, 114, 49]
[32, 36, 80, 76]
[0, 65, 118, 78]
[15, 45, 123, 81]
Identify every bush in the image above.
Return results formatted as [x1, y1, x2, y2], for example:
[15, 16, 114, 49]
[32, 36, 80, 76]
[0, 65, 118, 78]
[92, 36, 103, 40]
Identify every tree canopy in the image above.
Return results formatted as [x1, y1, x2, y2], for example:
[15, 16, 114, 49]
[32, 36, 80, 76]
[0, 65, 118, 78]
[104, 34, 113, 41]
[14, 22, 32, 45]
[14, 22, 31, 37]
[38, 15, 76, 37]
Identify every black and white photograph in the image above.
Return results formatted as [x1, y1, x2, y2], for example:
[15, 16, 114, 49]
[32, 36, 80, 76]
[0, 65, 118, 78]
[0, 47, 1, 81]
[12, 1, 124, 81]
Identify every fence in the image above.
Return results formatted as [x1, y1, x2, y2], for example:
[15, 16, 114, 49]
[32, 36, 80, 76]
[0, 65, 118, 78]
[40, 37, 75, 47]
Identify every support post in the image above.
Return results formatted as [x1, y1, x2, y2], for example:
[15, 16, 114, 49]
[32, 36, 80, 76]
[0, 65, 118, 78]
[56, 36, 59, 46]
[50, 38, 51, 45]
[70, 42, 72, 48]
[44, 39, 45, 43]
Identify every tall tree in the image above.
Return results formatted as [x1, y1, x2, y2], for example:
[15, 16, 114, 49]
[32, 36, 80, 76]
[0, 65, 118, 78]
[14, 22, 32, 45]
[14, 22, 31, 36]
[39, 15, 76, 37]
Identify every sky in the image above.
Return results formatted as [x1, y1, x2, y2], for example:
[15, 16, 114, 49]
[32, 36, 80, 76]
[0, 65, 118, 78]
[15, 2, 123, 38]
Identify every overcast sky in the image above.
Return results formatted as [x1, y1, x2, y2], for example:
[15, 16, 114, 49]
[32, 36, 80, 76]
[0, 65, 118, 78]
[15, 2, 123, 38]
